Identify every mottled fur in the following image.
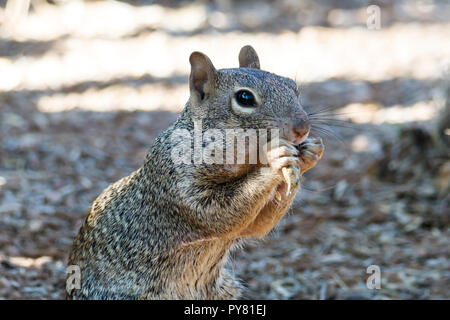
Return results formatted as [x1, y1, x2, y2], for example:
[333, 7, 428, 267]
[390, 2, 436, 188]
[67, 46, 323, 299]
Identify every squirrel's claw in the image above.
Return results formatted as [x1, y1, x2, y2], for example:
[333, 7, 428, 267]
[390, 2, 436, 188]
[297, 137, 325, 174]
[281, 138, 324, 195]
[282, 165, 300, 196]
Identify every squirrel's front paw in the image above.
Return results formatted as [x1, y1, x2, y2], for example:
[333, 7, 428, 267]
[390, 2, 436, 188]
[297, 137, 325, 174]
[239, 140, 300, 239]
[264, 139, 301, 192]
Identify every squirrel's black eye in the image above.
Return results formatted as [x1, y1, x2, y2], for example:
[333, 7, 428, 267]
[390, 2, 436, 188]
[235, 90, 256, 107]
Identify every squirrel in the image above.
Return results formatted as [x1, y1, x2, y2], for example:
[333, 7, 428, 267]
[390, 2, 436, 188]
[67, 45, 324, 299]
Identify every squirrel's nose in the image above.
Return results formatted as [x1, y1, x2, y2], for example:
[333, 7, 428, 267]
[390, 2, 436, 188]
[291, 114, 310, 145]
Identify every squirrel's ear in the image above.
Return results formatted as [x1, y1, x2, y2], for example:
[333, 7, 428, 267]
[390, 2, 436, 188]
[238, 45, 260, 69]
[189, 51, 217, 102]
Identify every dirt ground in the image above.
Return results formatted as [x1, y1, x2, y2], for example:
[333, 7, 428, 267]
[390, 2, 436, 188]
[0, 0, 449, 299]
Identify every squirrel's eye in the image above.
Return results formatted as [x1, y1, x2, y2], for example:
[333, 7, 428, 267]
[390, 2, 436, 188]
[235, 90, 256, 107]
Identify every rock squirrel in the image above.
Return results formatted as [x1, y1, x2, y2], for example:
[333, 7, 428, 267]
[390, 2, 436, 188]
[67, 45, 324, 299]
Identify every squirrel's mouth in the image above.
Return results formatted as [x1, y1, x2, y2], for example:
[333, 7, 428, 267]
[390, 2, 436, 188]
[293, 132, 309, 145]
[291, 128, 310, 145]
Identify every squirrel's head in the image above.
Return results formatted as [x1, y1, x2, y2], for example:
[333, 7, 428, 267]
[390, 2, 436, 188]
[188, 45, 310, 145]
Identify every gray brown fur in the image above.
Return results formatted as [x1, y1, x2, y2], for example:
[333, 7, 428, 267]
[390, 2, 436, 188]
[67, 46, 324, 300]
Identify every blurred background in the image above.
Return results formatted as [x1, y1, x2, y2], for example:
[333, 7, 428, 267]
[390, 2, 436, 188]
[0, 0, 449, 299]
